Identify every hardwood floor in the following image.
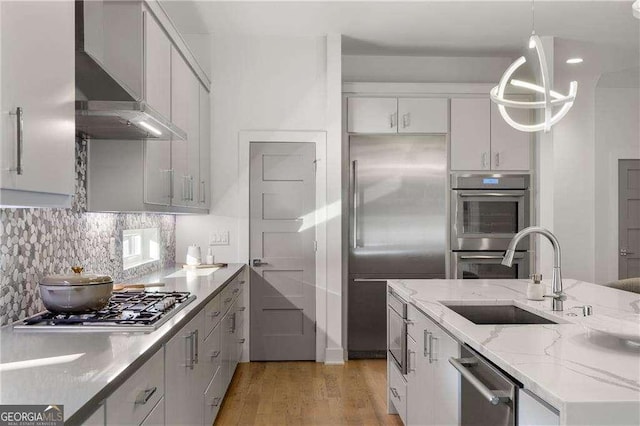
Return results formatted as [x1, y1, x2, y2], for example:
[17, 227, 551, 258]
[214, 360, 403, 426]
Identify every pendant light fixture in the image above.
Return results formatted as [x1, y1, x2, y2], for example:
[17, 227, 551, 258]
[490, 0, 578, 133]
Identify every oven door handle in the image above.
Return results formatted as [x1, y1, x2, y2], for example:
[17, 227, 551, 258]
[457, 192, 525, 198]
[449, 357, 511, 406]
[459, 254, 525, 260]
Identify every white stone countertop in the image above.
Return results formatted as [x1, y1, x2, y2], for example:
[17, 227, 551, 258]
[388, 278, 640, 426]
[0, 263, 246, 425]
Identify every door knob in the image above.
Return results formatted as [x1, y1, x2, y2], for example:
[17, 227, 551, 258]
[252, 259, 268, 267]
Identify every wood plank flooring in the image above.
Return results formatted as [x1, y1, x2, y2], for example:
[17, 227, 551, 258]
[214, 360, 403, 426]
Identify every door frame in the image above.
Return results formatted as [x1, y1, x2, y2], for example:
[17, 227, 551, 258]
[239, 130, 328, 362]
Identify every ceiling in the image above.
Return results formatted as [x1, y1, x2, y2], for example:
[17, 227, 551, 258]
[160, 1, 639, 57]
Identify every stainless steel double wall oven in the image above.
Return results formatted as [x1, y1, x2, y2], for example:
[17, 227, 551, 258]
[451, 174, 532, 279]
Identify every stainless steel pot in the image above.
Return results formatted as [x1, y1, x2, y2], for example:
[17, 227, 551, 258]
[39, 266, 114, 313]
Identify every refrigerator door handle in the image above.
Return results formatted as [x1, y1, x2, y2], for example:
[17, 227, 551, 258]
[352, 160, 359, 249]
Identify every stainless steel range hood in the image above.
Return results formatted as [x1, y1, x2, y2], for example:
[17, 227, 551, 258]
[75, 0, 185, 141]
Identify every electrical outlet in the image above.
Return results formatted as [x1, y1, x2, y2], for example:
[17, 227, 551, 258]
[209, 231, 230, 246]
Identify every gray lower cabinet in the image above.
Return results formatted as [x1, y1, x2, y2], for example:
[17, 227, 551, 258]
[164, 311, 205, 426]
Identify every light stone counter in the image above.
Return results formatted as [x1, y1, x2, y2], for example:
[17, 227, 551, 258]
[0, 263, 246, 424]
[388, 278, 640, 426]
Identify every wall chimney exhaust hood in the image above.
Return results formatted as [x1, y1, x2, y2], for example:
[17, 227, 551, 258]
[75, 0, 185, 141]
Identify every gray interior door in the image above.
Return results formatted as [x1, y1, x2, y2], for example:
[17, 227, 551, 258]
[249, 142, 316, 360]
[619, 159, 640, 279]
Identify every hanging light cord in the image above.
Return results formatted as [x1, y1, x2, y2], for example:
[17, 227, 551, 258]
[531, 0, 536, 35]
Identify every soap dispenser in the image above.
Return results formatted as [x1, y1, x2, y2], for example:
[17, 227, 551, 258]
[527, 273, 545, 301]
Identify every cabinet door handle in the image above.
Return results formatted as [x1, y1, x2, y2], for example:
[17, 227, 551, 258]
[239, 280, 246, 285]
[389, 113, 394, 128]
[402, 112, 411, 128]
[408, 349, 416, 373]
[190, 177, 195, 201]
[185, 333, 194, 369]
[238, 338, 246, 344]
[135, 387, 157, 405]
[200, 180, 206, 203]
[193, 329, 199, 364]
[428, 334, 439, 363]
[232, 288, 240, 295]
[390, 387, 399, 399]
[211, 350, 220, 358]
[210, 397, 222, 407]
[224, 297, 232, 304]
[238, 306, 246, 312]
[495, 152, 501, 167]
[481, 152, 488, 169]
[9, 107, 24, 175]
[424, 330, 431, 357]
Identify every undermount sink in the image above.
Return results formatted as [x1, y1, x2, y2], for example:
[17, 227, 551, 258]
[444, 304, 558, 325]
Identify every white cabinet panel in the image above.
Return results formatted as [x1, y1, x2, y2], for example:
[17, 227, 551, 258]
[407, 333, 431, 425]
[105, 349, 164, 426]
[81, 404, 105, 426]
[203, 368, 225, 426]
[451, 98, 491, 171]
[398, 98, 449, 134]
[139, 397, 164, 426]
[347, 97, 398, 133]
[430, 322, 460, 426]
[144, 8, 171, 119]
[170, 46, 190, 134]
[197, 85, 211, 209]
[388, 360, 408, 424]
[519, 390, 560, 426]
[0, 0, 75, 205]
[490, 98, 531, 171]
[165, 311, 205, 426]
[144, 140, 171, 206]
[186, 73, 200, 208]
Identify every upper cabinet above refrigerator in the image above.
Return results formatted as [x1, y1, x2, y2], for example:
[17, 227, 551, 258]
[0, 0, 75, 208]
[347, 97, 449, 134]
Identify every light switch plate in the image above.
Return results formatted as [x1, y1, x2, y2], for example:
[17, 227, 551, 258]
[209, 231, 230, 246]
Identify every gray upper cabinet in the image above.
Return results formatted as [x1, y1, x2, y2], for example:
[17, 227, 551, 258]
[85, 1, 211, 214]
[198, 85, 211, 210]
[0, 0, 75, 208]
[145, 8, 172, 119]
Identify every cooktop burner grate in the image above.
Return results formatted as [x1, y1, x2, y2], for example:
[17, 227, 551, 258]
[14, 291, 196, 332]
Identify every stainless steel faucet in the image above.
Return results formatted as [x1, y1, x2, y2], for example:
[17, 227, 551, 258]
[502, 226, 566, 311]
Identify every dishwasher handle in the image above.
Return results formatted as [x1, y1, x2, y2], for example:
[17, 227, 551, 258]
[449, 357, 512, 406]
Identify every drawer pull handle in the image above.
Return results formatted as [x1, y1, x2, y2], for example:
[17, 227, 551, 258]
[238, 307, 246, 312]
[232, 288, 240, 294]
[210, 397, 222, 407]
[209, 311, 220, 318]
[390, 387, 400, 399]
[211, 350, 220, 358]
[135, 387, 157, 405]
[239, 280, 246, 285]
[238, 338, 245, 343]
[224, 297, 232, 303]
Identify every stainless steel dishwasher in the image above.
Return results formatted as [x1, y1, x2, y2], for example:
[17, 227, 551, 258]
[449, 345, 519, 425]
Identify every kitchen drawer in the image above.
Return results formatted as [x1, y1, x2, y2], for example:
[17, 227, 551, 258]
[203, 367, 225, 426]
[139, 396, 164, 426]
[204, 294, 222, 338]
[106, 349, 164, 426]
[389, 360, 407, 424]
[407, 304, 427, 341]
[202, 321, 222, 381]
[221, 275, 242, 313]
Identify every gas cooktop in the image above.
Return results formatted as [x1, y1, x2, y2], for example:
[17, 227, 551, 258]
[13, 291, 196, 332]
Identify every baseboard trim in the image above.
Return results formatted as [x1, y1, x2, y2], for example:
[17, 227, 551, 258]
[324, 347, 345, 364]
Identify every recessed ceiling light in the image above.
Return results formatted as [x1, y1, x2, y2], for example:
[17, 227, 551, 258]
[566, 58, 584, 65]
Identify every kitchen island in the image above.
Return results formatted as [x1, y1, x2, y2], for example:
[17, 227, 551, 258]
[388, 278, 640, 426]
[0, 263, 246, 425]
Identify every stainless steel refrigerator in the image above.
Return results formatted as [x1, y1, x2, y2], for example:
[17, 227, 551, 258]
[348, 135, 447, 358]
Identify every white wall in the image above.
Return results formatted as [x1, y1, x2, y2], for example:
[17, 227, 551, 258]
[551, 39, 639, 283]
[342, 54, 518, 83]
[176, 34, 345, 362]
[594, 83, 640, 284]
